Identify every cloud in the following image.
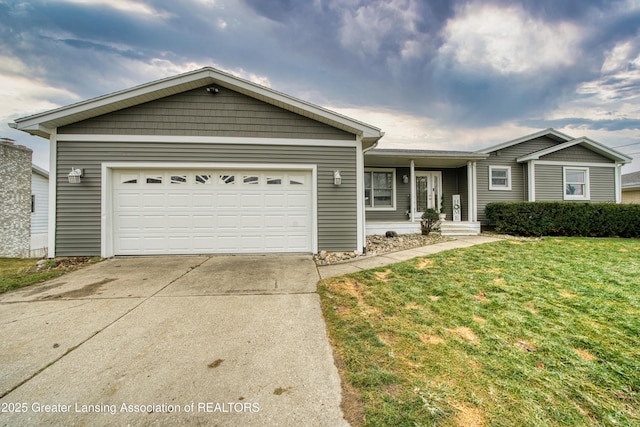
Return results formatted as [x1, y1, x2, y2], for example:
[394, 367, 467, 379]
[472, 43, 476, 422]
[438, 2, 582, 75]
[53, 0, 173, 19]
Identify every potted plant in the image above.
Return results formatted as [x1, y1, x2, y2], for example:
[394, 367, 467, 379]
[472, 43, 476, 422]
[438, 193, 446, 221]
[420, 209, 440, 235]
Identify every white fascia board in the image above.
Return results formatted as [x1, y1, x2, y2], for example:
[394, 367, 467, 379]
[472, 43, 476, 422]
[56, 134, 358, 147]
[517, 137, 632, 164]
[13, 70, 212, 133]
[32, 164, 49, 178]
[478, 128, 574, 154]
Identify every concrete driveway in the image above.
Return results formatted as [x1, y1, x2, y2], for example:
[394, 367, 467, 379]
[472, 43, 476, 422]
[0, 255, 347, 426]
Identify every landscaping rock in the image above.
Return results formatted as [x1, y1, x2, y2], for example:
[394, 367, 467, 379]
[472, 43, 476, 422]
[313, 233, 452, 265]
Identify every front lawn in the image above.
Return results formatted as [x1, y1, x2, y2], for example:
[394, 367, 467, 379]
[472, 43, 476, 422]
[319, 237, 640, 426]
[0, 257, 99, 294]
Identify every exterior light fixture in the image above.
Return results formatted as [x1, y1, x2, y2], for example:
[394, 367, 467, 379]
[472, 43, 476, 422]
[333, 170, 342, 186]
[403, 175, 409, 184]
[67, 168, 83, 184]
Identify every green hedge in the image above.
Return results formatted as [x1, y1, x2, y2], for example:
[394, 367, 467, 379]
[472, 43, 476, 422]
[485, 202, 640, 237]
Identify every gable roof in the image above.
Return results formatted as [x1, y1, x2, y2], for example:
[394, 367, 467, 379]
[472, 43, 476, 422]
[32, 164, 49, 178]
[622, 171, 640, 189]
[517, 136, 632, 164]
[478, 128, 631, 164]
[477, 128, 574, 154]
[10, 67, 384, 145]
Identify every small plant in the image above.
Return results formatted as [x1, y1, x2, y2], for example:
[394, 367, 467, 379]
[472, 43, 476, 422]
[420, 209, 440, 235]
[439, 193, 445, 214]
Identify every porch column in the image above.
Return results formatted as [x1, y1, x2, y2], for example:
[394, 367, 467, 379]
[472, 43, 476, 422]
[473, 161, 478, 222]
[615, 163, 622, 204]
[467, 161, 473, 222]
[410, 160, 416, 221]
[467, 161, 478, 222]
[527, 160, 536, 201]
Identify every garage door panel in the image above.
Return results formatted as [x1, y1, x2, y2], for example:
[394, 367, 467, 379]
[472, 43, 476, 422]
[192, 194, 216, 208]
[287, 214, 309, 228]
[287, 193, 310, 208]
[217, 193, 238, 208]
[113, 169, 312, 255]
[142, 215, 166, 230]
[192, 215, 216, 230]
[167, 215, 192, 230]
[217, 214, 239, 229]
[240, 193, 263, 208]
[167, 193, 191, 206]
[117, 193, 141, 209]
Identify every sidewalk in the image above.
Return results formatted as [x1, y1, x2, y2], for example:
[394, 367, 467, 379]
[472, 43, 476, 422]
[317, 235, 503, 279]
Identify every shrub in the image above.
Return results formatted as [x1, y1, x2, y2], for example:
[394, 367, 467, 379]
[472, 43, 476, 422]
[420, 209, 440, 235]
[485, 202, 640, 237]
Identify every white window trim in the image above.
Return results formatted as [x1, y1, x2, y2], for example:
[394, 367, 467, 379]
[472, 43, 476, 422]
[489, 165, 512, 191]
[563, 166, 590, 200]
[364, 168, 396, 211]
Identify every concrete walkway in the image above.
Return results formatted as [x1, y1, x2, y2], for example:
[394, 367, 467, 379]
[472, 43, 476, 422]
[318, 235, 503, 279]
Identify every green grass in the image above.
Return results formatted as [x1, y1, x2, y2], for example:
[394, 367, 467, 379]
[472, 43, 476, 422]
[0, 258, 98, 294]
[319, 237, 640, 426]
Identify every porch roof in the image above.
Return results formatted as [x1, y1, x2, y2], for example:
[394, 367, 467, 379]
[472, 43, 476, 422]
[365, 148, 488, 168]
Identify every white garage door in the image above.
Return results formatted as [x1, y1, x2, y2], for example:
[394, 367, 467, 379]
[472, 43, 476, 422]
[112, 169, 313, 255]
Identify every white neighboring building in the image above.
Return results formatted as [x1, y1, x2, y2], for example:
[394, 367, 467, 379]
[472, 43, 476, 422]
[31, 165, 49, 257]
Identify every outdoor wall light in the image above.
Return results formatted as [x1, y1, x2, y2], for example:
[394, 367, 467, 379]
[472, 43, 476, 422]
[206, 86, 219, 94]
[403, 175, 409, 184]
[333, 170, 342, 186]
[67, 168, 84, 184]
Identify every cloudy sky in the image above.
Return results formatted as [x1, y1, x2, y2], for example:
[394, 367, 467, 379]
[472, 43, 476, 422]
[2, 0, 640, 172]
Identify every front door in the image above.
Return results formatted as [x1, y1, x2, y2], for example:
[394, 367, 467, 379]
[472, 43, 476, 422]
[415, 171, 442, 218]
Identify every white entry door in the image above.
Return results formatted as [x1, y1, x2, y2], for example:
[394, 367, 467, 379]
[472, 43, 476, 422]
[415, 171, 442, 217]
[112, 168, 313, 255]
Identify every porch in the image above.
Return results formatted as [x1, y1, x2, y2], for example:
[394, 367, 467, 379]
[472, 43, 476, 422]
[366, 220, 481, 236]
[363, 148, 488, 237]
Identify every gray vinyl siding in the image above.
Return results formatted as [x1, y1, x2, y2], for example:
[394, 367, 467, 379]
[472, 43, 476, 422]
[59, 86, 353, 141]
[55, 142, 357, 256]
[441, 169, 459, 218]
[535, 165, 563, 201]
[476, 136, 558, 223]
[540, 145, 615, 163]
[535, 164, 616, 202]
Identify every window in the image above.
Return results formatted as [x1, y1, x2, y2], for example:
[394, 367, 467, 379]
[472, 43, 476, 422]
[364, 169, 395, 209]
[31, 195, 35, 213]
[219, 175, 235, 184]
[195, 174, 212, 184]
[489, 166, 512, 190]
[564, 167, 590, 200]
[170, 175, 187, 184]
[121, 174, 138, 184]
[243, 175, 259, 184]
[267, 176, 282, 185]
[146, 175, 162, 184]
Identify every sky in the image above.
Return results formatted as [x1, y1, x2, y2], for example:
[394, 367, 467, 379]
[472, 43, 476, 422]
[1, 0, 640, 173]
